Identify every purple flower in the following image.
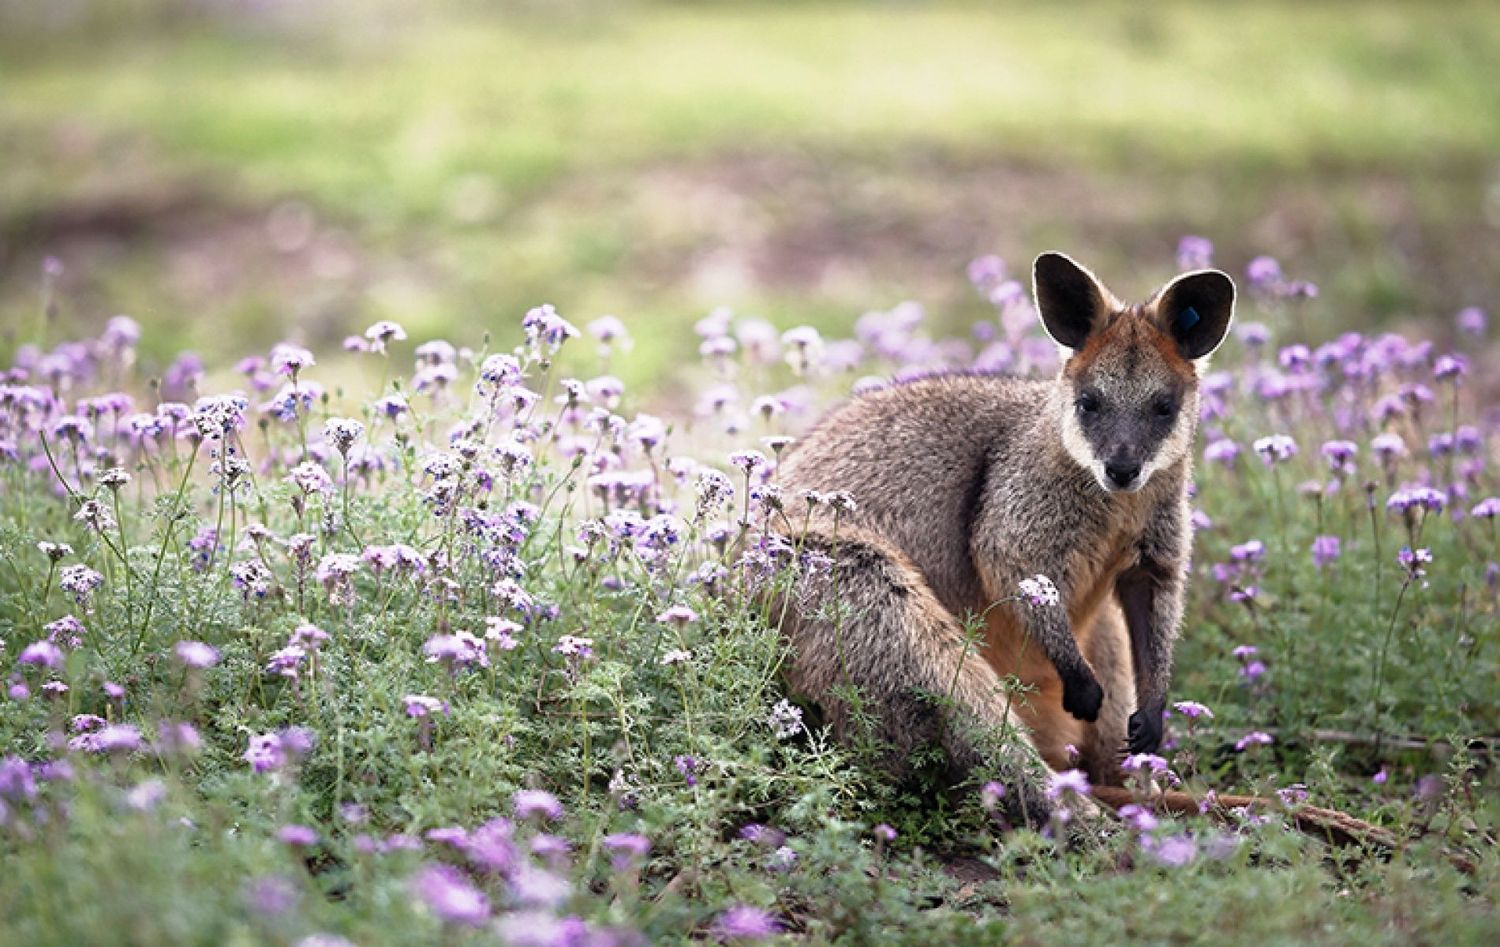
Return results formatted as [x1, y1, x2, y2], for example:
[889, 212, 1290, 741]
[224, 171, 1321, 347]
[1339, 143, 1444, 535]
[245, 733, 287, 773]
[125, 778, 167, 812]
[290, 623, 329, 649]
[513, 789, 564, 822]
[423, 632, 488, 671]
[1470, 497, 1500, 519]
[1311, 535, 1341, 568]
[873, 823, 897, 842]
[37, 541, 74, 562]
[230, 561, 274, 599]
[728, 450, 767, 475]
[278, 824, 319, 847]
[675, 754, 699, 787]
[1172, 700, 1214, 720]
[18, 640, 64, 669]
[1433, 354, 1468, 381]
[266, 645, 307, 679]
[1320, 440, 1358, 474]
[270, 343, 316, 377]
[1018, 574, 1060, 608]
[1279, 344, 1312, 372]
[780, 326, 824, 375]
[1045, 769, 1091, 799]
[192, 394, 248, 439]
[1456, 306, 1486, 337]
[1386, 487, 1446, 514]
[0, 756, 38, 801]
[1229, 540, 1265, 563]
[363, 320, 407, 352]
[244, 875, 300, 917]
[975, 782, 1007, 814]
[158, 720, 202, 755]
[1119, 803, 1159, 833]
[1122, 753, 1170, 775]
[245, 728, 313, 773]
[1176, 236, 1214, 271]
[403, 694, 449, 718]
[1371, 433, 1407, 462]
[1397, 546, 1432, 579]
[1246, 256, 1283, 288]
[410, 864, 490, 927]
[1252, 434, 1297, 465]
[767, 699, 803, 738]
[603, 832, 651, 869]
[1276, 783, 1310, 806]
[1235, 731, 1273, 751]
[712, 905, 781, 942]
[89, 724, 144, 754]
[323, 417, 364, 456]
[1145, 833, 1198, 868]
[508, 864, 571, 909]
[173, 640, 221, 669]
[656, 605, 699, 627]
[58, 564, 104, 607]
[1238, 322, 1271, 347]
[521, 304, 579, 356]
[967, 254, 1006, 292]
[551, 635, 594, 660]
[1204, 438, 1240, 465]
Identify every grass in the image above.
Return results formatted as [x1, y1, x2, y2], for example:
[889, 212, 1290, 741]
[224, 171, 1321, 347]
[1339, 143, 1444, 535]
[0, 248, 1497, 942]
[2, 0, 1499, 381]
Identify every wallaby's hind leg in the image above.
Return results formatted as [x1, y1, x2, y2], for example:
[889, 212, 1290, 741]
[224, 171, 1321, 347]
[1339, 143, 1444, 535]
[1079, 600, 1134, 786]
[774, 524, 1054, 826]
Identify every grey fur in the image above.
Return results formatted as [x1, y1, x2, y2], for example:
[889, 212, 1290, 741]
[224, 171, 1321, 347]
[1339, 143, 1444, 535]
[769, 254, 1232, 824]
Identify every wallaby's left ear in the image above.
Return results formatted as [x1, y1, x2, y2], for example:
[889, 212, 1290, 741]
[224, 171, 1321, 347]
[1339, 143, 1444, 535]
[1155, 270, 1235, 360]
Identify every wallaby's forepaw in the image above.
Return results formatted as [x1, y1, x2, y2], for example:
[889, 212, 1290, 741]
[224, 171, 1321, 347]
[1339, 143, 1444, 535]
[1126, 703, 1164, 755]
[1061, 670, 1104, 723]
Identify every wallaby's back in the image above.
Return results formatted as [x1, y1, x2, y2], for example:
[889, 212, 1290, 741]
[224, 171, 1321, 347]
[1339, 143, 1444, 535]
[777, 372, 1050, 616]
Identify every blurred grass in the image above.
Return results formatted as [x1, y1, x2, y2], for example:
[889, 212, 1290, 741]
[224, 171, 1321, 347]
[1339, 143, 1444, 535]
[2, 0, 1498, 385]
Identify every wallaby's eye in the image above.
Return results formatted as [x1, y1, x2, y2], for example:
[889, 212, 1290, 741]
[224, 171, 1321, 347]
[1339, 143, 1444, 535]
[1152, 398, 1177, 419]
[1076, 393, 1101, 416]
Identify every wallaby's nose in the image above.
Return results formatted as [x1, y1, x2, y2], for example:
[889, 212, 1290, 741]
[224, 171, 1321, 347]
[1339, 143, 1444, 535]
[1105, 461, 1140, 488]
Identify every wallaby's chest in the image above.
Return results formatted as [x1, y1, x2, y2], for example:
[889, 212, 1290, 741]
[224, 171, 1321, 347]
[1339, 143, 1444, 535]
[978, 502, 1146, 677]
[1065, 512, 1146, 631]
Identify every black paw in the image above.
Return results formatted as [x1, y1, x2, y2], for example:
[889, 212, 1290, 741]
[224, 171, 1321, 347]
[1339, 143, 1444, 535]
[1127, 702, 1165, 755]
[1061, 669, 1104, 723]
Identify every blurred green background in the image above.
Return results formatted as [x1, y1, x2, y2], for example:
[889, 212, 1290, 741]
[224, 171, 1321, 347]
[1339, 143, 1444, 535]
[3, 0, 1498, 384]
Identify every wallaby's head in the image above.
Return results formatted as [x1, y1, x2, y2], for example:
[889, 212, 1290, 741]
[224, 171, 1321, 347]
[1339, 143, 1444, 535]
[1033, 252, 1234, 494]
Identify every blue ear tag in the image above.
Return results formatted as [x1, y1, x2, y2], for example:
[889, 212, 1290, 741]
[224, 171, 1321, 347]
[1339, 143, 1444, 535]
[1175, 306, 1201, 333]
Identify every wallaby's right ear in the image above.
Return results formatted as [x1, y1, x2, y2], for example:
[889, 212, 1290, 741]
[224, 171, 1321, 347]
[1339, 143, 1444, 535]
[1033, 252, 1114, 350]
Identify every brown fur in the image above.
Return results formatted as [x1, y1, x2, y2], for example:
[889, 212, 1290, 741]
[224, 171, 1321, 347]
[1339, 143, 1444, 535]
[768, 254, 1234, 826]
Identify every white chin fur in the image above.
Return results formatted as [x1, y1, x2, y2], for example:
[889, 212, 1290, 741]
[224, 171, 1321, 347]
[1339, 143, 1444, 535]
[1092, 463, 1148, 494]
[1061, 410, 1141, 493]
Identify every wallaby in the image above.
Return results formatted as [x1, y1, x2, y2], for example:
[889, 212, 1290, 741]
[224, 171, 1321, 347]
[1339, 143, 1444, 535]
[770, 252, 1234, 824]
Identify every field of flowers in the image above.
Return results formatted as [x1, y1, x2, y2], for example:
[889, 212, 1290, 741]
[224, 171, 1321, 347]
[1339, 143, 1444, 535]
[1, 241, 1497, 944]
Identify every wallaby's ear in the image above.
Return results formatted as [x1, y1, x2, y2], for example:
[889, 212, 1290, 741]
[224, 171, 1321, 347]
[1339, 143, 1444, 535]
[1155, 269, 1235, 360]
[1033, 252, 1114, 350]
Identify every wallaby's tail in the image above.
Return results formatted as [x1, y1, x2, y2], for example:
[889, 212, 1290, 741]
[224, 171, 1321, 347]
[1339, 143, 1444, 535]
[1090, 786, 1475, 874]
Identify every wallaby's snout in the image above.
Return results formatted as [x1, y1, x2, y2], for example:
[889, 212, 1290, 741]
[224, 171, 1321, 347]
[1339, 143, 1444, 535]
[1103, 453, 1142, 491]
